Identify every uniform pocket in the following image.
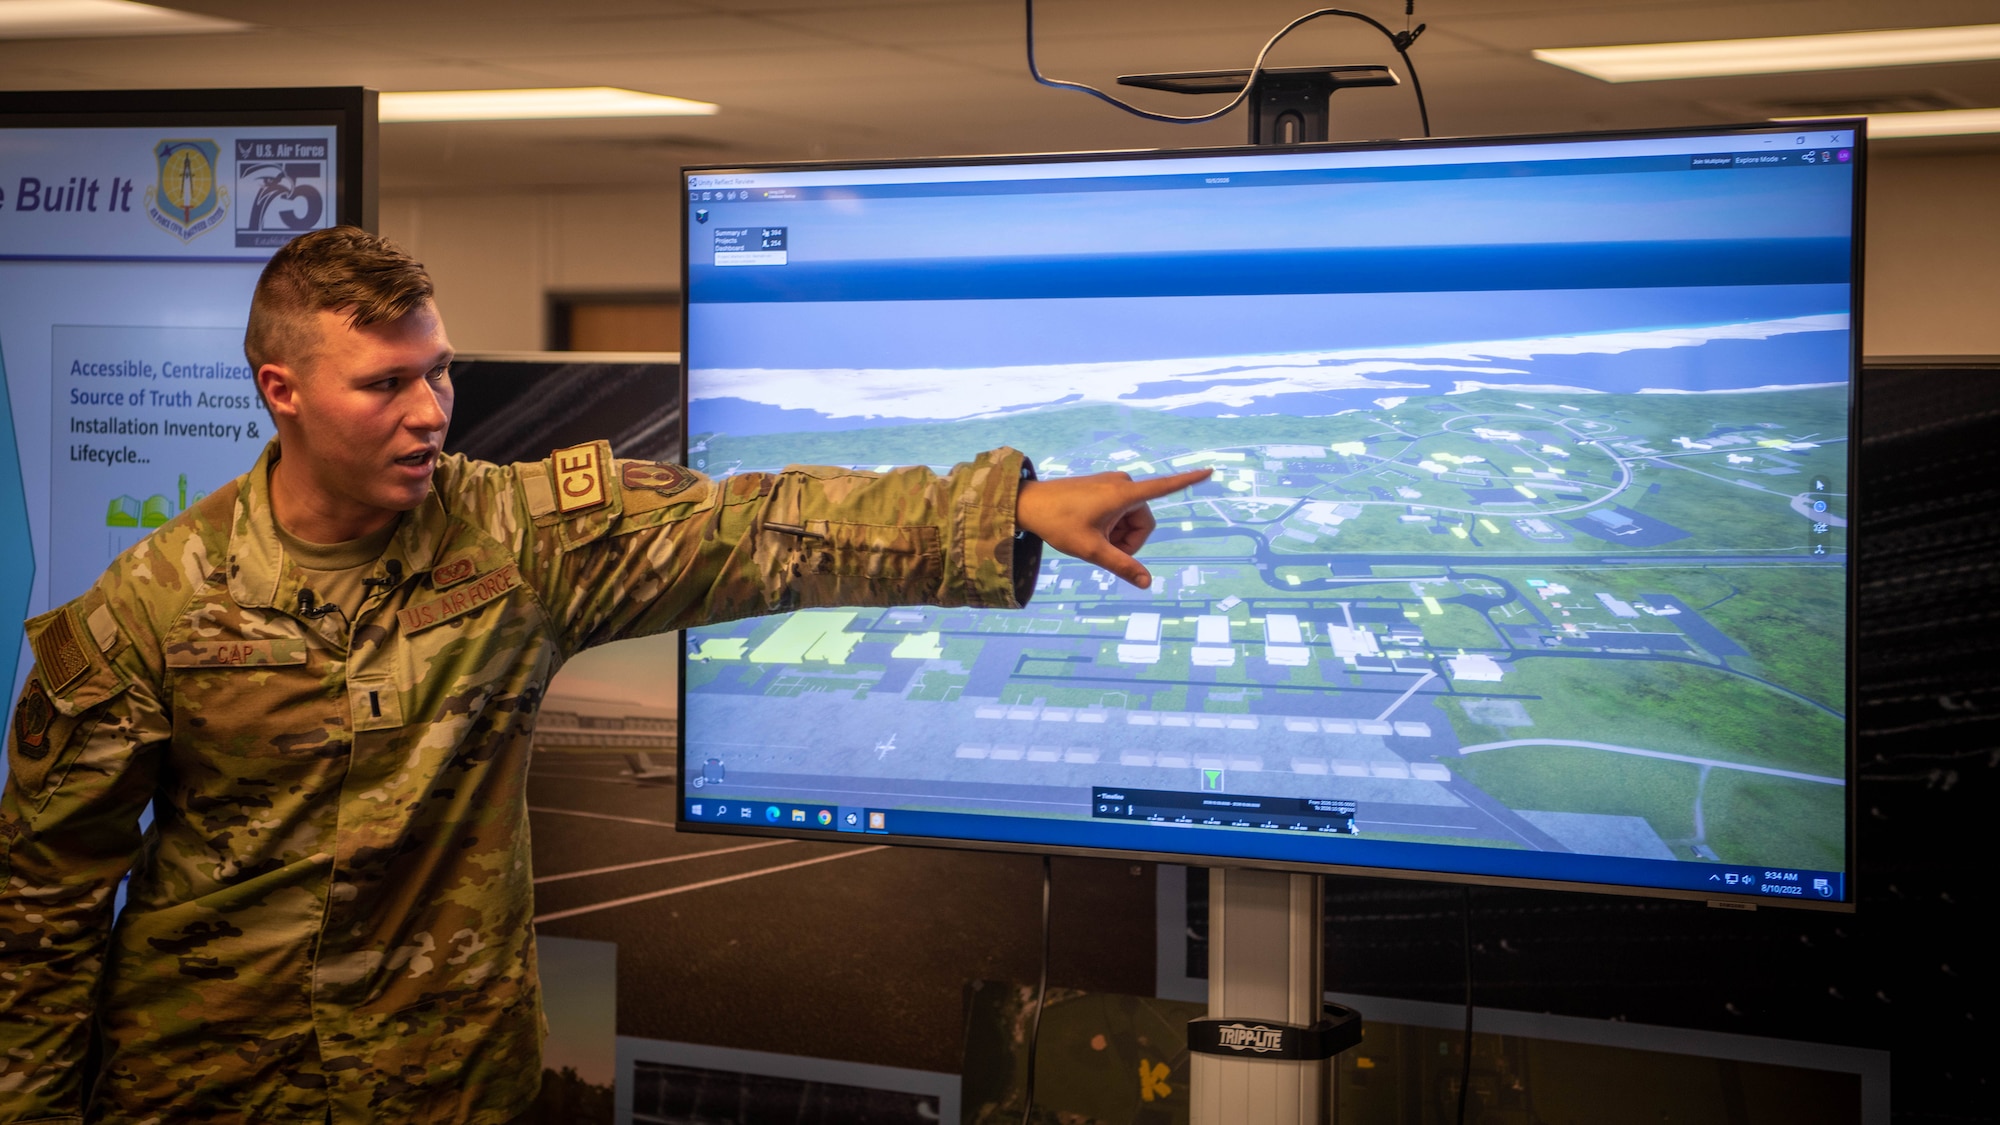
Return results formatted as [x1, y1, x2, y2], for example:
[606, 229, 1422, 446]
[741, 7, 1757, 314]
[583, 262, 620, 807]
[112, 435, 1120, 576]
[796, 521, 942, 581]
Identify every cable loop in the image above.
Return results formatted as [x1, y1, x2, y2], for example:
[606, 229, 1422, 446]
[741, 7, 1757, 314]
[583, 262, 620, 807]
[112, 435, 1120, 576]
[1026, 1, 1431, 137]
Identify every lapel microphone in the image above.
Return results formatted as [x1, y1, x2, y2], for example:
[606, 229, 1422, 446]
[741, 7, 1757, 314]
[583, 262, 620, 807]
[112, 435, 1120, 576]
[297, 588, 341, 619]
[361, 558, 404, 592]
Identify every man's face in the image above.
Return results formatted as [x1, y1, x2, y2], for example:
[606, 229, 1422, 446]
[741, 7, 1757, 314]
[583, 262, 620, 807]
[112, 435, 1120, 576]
[269, 300, 454, 518]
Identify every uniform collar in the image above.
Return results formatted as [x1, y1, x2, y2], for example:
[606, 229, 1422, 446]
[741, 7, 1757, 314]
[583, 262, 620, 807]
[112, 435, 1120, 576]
[228, 440, 453, 612]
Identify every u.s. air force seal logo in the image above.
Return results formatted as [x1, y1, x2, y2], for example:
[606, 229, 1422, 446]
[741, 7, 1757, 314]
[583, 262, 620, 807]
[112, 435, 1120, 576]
[145, 139, 229, 243]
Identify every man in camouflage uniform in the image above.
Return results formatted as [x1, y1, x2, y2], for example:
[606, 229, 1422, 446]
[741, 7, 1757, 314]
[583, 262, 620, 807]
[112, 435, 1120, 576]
[0, 227, 1205, 1122]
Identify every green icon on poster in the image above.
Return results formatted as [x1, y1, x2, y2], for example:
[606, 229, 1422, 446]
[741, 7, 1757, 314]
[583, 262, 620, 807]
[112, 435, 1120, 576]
[106, 474, 204, 529]
[1201, 769, 1224, 792]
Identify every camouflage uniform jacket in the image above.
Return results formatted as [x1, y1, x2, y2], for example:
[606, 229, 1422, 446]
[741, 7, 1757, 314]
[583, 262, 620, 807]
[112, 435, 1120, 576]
[0, 440, 1037, 1123]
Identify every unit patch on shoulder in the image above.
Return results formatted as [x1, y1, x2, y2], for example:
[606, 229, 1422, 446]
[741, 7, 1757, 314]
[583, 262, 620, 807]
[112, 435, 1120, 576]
[13, 681, 54, 761]
[552, 443, 607, 514]
[31, 610, 90, 693]
[623, 461, 699, 498]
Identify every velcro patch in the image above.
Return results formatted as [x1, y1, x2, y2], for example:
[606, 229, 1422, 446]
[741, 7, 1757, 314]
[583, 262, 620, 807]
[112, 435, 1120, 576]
[398, 563, 523, 633]
[164, 639, 309, 668]
[623, 461, 700, 497]
[553, 444, 607, 514]
[430, 553, 479, 589]
[12, 681, 54, 761]
[30, 610, 90, 693]
[87, 604, 121, 654]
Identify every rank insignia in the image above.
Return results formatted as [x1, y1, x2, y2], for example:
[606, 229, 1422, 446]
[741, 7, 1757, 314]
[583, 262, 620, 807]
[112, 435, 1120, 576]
[623, 461, 699, 497]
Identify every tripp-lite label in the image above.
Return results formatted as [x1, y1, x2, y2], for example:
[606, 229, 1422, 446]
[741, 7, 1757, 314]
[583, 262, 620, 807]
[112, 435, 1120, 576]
[1213, 1024, 1287, 1053]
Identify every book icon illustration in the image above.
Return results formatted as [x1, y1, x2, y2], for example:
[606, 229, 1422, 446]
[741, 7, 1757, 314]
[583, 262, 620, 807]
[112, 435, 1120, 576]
[106, 474, 202, 529]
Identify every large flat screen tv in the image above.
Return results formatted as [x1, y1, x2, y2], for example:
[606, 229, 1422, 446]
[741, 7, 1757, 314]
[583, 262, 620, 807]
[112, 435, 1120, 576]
[677, 122, 1860, 910]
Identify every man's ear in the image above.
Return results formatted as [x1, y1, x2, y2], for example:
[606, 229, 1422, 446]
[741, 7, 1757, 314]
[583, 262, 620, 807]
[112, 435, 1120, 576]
[257, 362, 303, 421]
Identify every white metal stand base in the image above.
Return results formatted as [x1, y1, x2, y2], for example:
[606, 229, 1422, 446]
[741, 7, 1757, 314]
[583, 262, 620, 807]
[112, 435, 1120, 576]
[1190, 867, 1330, 1125]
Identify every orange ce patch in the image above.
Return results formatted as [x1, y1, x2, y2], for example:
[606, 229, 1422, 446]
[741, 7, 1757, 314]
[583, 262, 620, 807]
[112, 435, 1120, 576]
[553, 443, 607, 514]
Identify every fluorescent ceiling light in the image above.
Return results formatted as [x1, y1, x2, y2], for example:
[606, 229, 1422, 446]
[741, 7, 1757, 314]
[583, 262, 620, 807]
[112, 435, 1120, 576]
[1778, 107, 2000, 139]
[1535, 24, 2000, 82]
[380, 87, 718, 123]
[0, 0, 245, 38]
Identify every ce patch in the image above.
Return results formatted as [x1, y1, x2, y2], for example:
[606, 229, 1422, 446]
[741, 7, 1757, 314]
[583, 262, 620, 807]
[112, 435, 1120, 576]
[12, 681, 54, 762]
[553, 443, 608, 514]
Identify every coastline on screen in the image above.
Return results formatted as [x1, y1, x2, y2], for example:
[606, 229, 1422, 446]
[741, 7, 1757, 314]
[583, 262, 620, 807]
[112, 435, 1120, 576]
[677, 124, 1858, 909]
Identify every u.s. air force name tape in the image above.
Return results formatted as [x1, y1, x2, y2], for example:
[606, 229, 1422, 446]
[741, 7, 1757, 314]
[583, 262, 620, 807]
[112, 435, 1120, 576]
[399, 564, 523, 633]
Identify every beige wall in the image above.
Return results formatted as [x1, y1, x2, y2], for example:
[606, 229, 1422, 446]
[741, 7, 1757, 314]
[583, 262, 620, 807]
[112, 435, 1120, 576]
[382, 150, 2000, 358]
[1863, 150, 2000, 359]
[379, 190, 683, 354]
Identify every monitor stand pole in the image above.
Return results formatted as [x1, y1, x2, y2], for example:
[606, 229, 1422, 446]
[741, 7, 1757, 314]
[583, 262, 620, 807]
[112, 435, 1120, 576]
[1189, 868, 1361, 1124]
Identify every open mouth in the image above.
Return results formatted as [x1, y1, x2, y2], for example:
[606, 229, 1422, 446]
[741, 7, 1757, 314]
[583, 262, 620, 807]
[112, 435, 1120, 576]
[394, 448, 438, 469]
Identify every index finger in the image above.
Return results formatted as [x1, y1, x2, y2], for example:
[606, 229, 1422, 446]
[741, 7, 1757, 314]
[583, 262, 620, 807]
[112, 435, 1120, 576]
[1125, 468, 1213, 500]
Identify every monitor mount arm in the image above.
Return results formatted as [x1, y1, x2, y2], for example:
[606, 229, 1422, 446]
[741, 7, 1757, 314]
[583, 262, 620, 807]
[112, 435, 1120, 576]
[1118, 64, 1400, 145]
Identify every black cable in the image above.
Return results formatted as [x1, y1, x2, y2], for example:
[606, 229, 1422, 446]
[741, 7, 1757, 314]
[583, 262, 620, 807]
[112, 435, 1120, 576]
[296, 588, 348, 629]
[1457, 885, 1474, 1125]
[1020, 854, 1053, 1125]
[1026, 0, 1430, 137]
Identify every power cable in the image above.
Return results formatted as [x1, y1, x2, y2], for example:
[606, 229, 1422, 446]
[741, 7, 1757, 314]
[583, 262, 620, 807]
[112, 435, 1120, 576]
[1020, 854, 1053, 1125]
[1026, 0, 1431, 137]
[1457, 885, 1474, 1125]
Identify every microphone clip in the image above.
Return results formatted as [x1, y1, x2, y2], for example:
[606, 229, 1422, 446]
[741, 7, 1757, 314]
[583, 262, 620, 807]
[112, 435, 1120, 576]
[297, 588, 338, 619]
[361, 558, 405, 592]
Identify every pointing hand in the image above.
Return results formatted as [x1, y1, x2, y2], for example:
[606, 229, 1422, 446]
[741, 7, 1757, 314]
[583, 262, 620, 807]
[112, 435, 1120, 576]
[1015, 468, 1214, 589]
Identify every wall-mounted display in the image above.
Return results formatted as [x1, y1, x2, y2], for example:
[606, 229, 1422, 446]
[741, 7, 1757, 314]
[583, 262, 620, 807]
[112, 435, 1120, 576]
[678, 123, 1861, 909]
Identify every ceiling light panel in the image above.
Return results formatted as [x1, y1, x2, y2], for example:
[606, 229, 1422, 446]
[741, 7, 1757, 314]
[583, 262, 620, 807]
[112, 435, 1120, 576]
[379, 87, 718, 123]
[1779, 107, 2000, 139]
[0, 0, 245, 38]
[1535, 24, 2000, 83]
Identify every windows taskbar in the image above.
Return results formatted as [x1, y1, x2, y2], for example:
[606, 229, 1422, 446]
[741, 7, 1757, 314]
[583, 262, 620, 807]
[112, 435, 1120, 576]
[681, 798, 1848, 906]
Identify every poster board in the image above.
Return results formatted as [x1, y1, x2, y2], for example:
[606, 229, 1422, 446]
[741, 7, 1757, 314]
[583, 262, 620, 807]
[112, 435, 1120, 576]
[0, 88, 374, 760]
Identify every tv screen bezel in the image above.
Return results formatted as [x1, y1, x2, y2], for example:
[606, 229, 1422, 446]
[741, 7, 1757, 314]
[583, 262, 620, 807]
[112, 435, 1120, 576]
[674, 119, 1864, 912]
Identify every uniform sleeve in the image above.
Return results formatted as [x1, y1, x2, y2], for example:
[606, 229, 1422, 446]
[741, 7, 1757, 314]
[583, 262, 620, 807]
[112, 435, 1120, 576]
[512, 442, 1041, 655]
[0, 597, 165, 1121]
